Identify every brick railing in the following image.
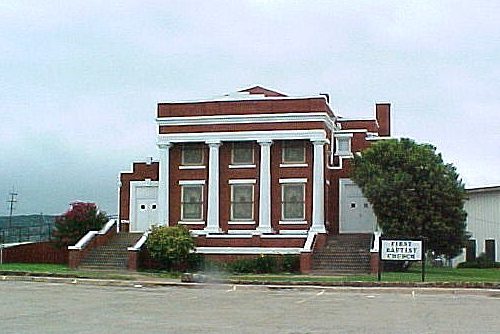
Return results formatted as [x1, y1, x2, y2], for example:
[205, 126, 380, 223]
[68, 219, 117, 269]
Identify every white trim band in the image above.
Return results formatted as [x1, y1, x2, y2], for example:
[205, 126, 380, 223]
[228, 164, 256, 169]
[279, 220, 308, 225]
[158, 129, 328, 144]
[279, 163, 309, 168]
[279, 178, 308, 184]
[195, 247, 303, 255]
[157, 112, 334, 130]
[228, 220, 256, 225]
[228, 179, 256, 184]
[178, 220, 206, 225]
[179, 165, 206, 170]
[179, 180, 206, 185]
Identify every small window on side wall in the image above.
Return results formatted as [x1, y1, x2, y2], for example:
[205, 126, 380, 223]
[182, 144, 204, 166]
[335, 136, 352, 157]
[282, 141, 306, 164]
[232, 142, 254, 165]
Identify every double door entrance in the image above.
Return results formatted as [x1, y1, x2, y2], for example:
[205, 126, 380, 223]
[130, 182, 158, 232]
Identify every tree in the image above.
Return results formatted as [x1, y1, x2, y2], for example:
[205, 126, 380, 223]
[352, 138, 468, 258]
[146, 225, 195, 270]
[53, 202, 108, 248]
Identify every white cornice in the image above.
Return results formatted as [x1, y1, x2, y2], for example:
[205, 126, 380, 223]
[157, 112, 335, 130]
[157, 129, 328, 144]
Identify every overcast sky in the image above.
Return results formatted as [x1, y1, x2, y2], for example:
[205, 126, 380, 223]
[1, 1, 499, 216]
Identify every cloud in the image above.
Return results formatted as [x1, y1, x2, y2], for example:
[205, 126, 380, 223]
[1, 1, 499, 214]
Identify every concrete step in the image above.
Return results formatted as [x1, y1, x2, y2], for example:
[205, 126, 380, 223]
[77, 233, 143, 270]
[312, 233, 372, 274]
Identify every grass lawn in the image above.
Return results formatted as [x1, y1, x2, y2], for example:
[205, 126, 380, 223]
[0, 263, 180, 280]
[0, 263, 73, 273]
[0, 263, 498, 284]
[230, 267, 500, 283]
[0, 263, 133, 280]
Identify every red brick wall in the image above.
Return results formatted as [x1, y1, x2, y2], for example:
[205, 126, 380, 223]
[166, 140, 314, 233]
[196, 235, 305, 248]
[69, 223, 117, 268]
[271, 140, 313, 232]
[158, 98, 333, 118]
[2, 242, 68, 264]
[326, 103, 392, 235]
[376, 103, 391, 137]
[169, 144, 208, 228]
[351, 132, 372, 153]
[120, 162, 159, 221]
[339, 119, 378, 132]
[219, 142, 260, 232]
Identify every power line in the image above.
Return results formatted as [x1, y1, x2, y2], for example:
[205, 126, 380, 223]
[7, 188, 18, 229]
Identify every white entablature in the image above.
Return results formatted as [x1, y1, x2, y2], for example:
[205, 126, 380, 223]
[157, 129, 329, 145]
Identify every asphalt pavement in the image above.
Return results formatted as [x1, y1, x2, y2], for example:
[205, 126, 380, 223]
[1, 280, 499, 333]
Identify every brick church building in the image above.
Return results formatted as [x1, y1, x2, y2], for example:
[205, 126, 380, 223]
[114, 86, 391, 272]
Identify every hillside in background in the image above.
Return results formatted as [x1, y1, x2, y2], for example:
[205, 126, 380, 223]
[0, 215, 56, 228]
[0, 215, 56, 243]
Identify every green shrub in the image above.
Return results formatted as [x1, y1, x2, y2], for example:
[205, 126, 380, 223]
[282, 255, 300, 273]
[227, 258, 257, 273]
[186, 253, 205, 271]
[224, 255, 297, 274]
[146, 225, 195, 270]
[53, 202, 108, 248]
[255, 255, 277, 273]
[457, 253, 500, 269]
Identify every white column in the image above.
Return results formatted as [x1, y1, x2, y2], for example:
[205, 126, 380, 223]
[157, 143, 171, 226]
[311, 139, 327, 233]
[116, 174, 122, 232]
[257, 140, 273, 234]
[205, 140, 221, 233]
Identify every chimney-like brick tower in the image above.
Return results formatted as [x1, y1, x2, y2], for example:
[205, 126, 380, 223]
[375, 103, 391, 137]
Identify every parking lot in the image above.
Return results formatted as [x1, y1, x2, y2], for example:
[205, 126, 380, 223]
[1, 281, 499, 333]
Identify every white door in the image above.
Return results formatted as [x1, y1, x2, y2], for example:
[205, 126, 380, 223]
[131, 184, 158, 232]
[136, 200, 157, 232]
[339, 179, 377, 233]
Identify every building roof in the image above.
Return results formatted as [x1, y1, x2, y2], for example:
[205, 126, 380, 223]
[466, 185, 500, 194]
[158, 86, 328, 104]
[238, 85, 288, 97]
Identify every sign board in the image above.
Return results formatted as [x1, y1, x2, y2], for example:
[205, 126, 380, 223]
[381, 239, 422, 261]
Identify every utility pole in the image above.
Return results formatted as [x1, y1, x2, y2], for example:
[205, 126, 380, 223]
[7, 188, 18, 229]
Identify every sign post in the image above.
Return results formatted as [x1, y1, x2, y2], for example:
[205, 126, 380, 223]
[421, 238, 426, 282]
[379, 238, 425, 282]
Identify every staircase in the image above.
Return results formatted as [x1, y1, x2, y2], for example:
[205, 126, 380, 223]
[312, 234, 373, 275]
[78, 232, 143, 271]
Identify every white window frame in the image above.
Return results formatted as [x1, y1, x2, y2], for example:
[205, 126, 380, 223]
[180, 184, 204, 221]
[280, 182, 306, 221]
[181, 144, 204, 166]
[230, 184, 254, 221]
[335, 134, 353, 157]
[231, 142, 254, 165]
[282, 141, 306, 164]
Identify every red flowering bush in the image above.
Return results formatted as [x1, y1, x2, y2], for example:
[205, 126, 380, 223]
[53, 202, 108, 248]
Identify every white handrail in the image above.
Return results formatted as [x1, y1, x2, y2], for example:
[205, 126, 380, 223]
[68, 219, 116, 250]
[98, 219, 116, 235]
[303, 232, 317, 252]
[128, 230, 150, 251]
[68, 231, 98, 250]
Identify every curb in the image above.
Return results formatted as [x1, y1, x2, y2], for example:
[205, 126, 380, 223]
[1, 274, 499, 296]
